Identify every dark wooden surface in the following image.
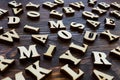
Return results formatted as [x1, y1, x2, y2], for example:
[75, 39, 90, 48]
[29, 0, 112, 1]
[0, 0, 120, 80]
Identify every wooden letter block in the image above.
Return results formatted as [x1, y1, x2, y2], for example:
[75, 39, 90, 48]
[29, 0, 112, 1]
[88, 0, 97, 6]
[100, 30, 119, 42]
[63, 7, 75, 16]
[92, 7, 107, 15]
[0, 56, 14, 72]
[110, 10, 120, 18]
[12, 8, 23, 16]
[59, 50, 81, 65]
[8, 0, 22, 8]
[24, 25, 40, 34]
[50, 10, 63, 19]
[69, 42, 88, 54]
[60, 64, 84, 80]
[111, 2, 120, 10]
[0, 8, 8, 18]
[0, 29, 19, 44]
[70, 22, 85, 32]
[26, 2, 40, 10]
[0, 27, 4, 34]
[105, 18, 115, 28]
[98, 2, 110, 9]
[2, 77, 12, 80]
[27, 11, 40, 20]
[43, 1, 57, 9]
[32, 34, 48, 45]
[8, 16, 20, 27]
[93, 69, 114, 80]
[82, 11, 99, 19]
[2, 72, 25, 80]
[87, 19, 100, 28]
[54, 0, 64, 6]
[48, 20, 66, 32]
[44, 44, 56, 59]
[92, 51, 112, 67]
[69, 1, 84, 10]
[57, 30, 72, 41]
[18, 45, 40, 60]
[25, 60, 52, 80]
[84, 31, 97, 42]
[110, 46, 120, 57]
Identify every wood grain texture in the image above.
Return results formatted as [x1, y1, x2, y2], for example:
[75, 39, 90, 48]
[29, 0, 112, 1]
[0, 0, 120, 80]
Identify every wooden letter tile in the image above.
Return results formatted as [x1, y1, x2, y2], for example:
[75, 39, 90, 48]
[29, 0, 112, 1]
[50, 10, 63, 19]
[54, 0, 64, 6]
[92, 51, 112, 67]
[2, 72, 25, 80]
[87, 19, 100, 28]
[63, 7, 75, 16]
[44, 44, 56, 59]
[69, 42, 88, 54]
[25, 60, 52, 80]
[48, 20, 66, 32]
[57, 30, 72, 41]
[111, 2, 120, 10]
[2, 77, 12, 80]
[32, 34, 48, 45]
[92, 7, 107, 15]
[0, 27, 4, 34]
[18, 44, 40, 60]
[110, 46, 120, 57]
[69, 1, 84, 10]
[0, 29, 19, 44]
[12, 8, 23, 16]
[60, 64, 84, 80]
[27, 11, 40, 20]
[24, 25, 40, 34]
[0, 56, 14, 72]
[105, 18, 115, 28]
[93, 69, 114, 80]
[82, 11, 99, 19]
[98, 2, 110, 9]
[8, 0, 22, 8]
[26, 2, 40, 10]
[43, 1, 57, 9]
[110, 10, 120, 18]
[88, 0, 97, 6]
[70, 22, 85, 32]
[100, 30, 119, 42]
[0, 8, 8, 18]
[84, 31, 97, 42]
[8, 16, 20, 27]
[59, 50, 81, 65]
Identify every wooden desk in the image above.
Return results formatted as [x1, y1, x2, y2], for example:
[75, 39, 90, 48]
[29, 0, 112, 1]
[0, 0, 120, 80]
